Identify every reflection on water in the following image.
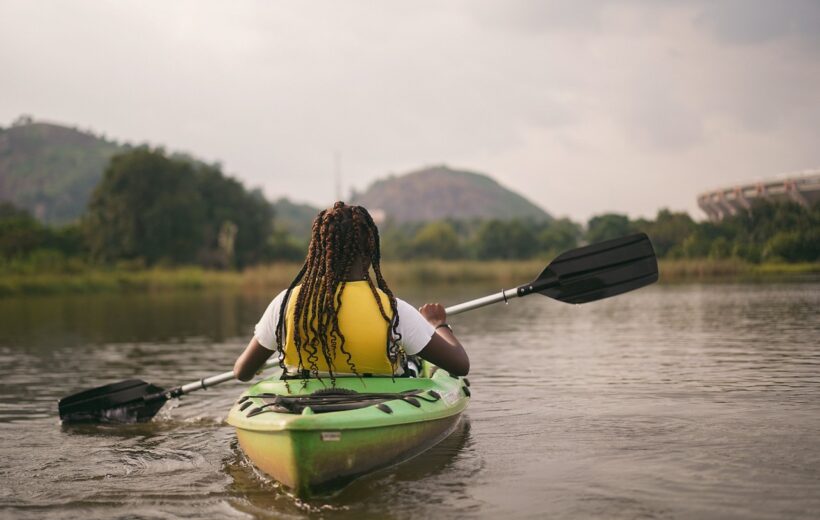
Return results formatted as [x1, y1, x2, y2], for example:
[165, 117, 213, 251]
[0, 282, 819, 519]
[0, 291, 263, 348]
[224, 419, 476, 519]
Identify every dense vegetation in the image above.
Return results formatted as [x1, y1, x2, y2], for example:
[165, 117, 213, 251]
[377, 217, 582, 260]
[2, 147, 273, 272]
[0, 202, 86, 273]
[85, 148, 273, 268]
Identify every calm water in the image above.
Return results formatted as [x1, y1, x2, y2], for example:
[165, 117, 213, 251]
[1, 282, 819, 519]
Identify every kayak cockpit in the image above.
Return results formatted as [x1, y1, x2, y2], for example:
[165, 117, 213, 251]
[237, 387, 443, 416]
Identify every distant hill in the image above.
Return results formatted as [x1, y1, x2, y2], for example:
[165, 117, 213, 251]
[0, 117, 126, 224]
[0, 119, 551, 229]
[351, 165, 550, 223]
[271, 197, 320, 240]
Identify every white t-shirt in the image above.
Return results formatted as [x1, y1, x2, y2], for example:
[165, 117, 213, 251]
[254, 289, 435, 356]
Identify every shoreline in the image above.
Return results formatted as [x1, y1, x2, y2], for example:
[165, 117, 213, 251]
[0, 259, 818, 297]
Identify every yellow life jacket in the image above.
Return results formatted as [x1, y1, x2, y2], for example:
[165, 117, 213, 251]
[282, 281, 396, 375]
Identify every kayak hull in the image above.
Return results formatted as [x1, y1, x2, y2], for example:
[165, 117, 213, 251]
[227, 367, 469, 497]
[235, 414, 462, 496]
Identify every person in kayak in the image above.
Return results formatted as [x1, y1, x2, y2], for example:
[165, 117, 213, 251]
[234, 202, 469, 382]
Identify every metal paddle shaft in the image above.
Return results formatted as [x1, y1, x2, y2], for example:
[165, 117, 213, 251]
[58, 359, 280, 424]
[156, 359, 282, 400]
[58, 233, 658, 424]
[447, 233, 658, 315]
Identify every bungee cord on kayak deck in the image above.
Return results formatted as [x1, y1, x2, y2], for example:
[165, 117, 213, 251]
[237, 387, 446, 417]
[274, 202, 403, 384]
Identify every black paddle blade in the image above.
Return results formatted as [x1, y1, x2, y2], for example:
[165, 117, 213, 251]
[521, 233, 658, 304]
[58, 379, 168, 424]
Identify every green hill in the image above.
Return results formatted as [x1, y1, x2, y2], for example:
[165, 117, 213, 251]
[351, 165, 550, 223]
[0, 117, 126, 224]
[271, 197, 321, 240]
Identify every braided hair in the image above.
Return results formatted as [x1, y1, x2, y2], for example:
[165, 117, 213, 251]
[274, 202, 402, 382]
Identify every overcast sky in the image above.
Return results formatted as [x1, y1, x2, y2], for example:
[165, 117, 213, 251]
[2, 0, 818, 221]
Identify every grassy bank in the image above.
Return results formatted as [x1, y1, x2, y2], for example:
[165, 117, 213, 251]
[246, 260, 549, 288]
[658, 259, 820, 282]
[0, 259, 818, 297]
[0, 267, 244, 296]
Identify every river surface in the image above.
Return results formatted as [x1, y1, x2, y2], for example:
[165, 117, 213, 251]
[0, 281, 818, 519]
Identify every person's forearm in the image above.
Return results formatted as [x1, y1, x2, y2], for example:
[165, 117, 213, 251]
[435, 326, 462, 348]
[418, 302, 470, 376]
[234, 337, 274, 381]
[419, 331, 470, 376]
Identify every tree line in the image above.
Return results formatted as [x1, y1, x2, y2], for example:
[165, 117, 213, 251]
[375, 202, 818, 263]
[1, 147, 818, 272]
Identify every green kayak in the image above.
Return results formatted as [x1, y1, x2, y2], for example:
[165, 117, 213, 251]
[226, 364, 470, 497]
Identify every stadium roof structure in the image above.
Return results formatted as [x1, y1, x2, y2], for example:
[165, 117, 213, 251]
[697, 170, 820, 221]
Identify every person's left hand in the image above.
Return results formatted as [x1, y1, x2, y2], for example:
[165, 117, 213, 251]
[419, 303, 447, 328]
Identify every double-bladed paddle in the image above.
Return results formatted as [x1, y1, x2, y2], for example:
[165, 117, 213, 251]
[58, 233, 658, 424]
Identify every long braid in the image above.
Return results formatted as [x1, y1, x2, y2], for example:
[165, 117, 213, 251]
[330, 210, 364, 375]
[324, 211, 359, 374]
[298, 252, 322, 377]
[285, 210, 324, 375]
[275, 262, 307, 370]
[276, 202, 399, 382]
[315, 218, 338, 382]
[354, 207, 403, 371]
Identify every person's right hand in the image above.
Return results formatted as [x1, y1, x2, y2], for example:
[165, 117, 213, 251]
[416, 303, 469, 376]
